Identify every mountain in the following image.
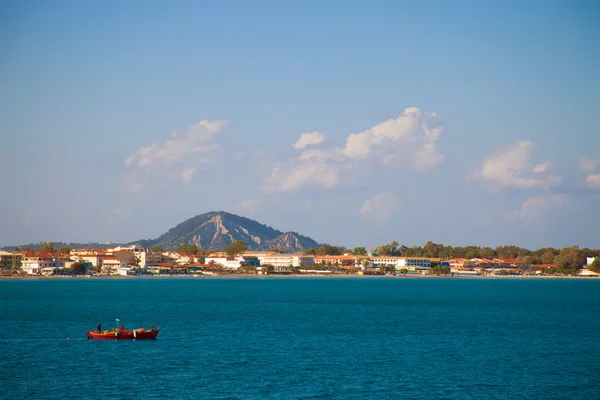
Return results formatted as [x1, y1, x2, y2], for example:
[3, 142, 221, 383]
[133, 211, 319, 253]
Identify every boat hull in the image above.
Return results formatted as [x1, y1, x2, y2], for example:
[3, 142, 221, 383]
[86, 328, 159, 340]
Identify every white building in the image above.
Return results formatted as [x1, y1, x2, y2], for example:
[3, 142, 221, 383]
[370, 256, 431, 271]
[101, 256, 129, 275]
[110, 245, 162, 267]
[253, 253, 314, 269]
[205, 255, 260, 270]
[21, 254, 62, 275]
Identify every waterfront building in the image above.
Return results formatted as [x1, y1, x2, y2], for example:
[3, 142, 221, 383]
[110, 245, 162, 267]
[0, 251, 23, 274]
[244, 252, 315, 270]
[100, 256, 129, 275]
[21, 253, 62, 275]
[370, 256, 431, 271]
[204, 255, 260, 269]
[313, 255, 362, 268]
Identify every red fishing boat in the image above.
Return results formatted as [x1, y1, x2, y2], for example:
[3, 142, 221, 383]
[86, 321, 160, 340]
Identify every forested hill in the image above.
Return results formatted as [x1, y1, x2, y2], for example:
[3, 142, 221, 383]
[133, 211, 319, 252]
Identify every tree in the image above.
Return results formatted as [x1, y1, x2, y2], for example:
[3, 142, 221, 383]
[480, 247, 495, 259]
[71, 261, 88, 275]
[39, 241, 55, 253]
[239, 265, 257, 274]
[270, 248, 282, 253]
[353, 246, 367, 256]
[13, 246, 20, 252]
[304, 247, 317, 255]
[226, 240, 247, 257]
[399, 268, 408, 275]
[380, 264, 396, 274]
[150, 245, 164, 253]
[540, 250, 556, 264]
[374, 241, 402, 256]
[315, 244, 343, 256]
[57, 245, 71, 255]
[262, 264, 275, 274]
[554, 246, 585, 271]
[178, 243, 204, 255]
[189, 244, 201, 255]
[521, 256, 534, 266]
[428, 265, 451, 276]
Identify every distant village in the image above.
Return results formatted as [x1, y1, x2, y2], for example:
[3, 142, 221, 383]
[0, 244, 598, 277]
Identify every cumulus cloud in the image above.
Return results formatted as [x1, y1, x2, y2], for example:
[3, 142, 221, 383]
[122, 120, 226, 193]
[125, 120, 226, 168]
[266, 161, 340, 192]
[586, 174, 600, 188]
[532, 162, 551, 173]
[293, 131, 325, 150]
[414, 142, 446, 171]
[342, 107, 443, 164]
[515, 194, 571, 221]
[474, 141, 560, 189]
[360, 192, 402, 222]
[579, 157, 597, 172]
[265, 107, 445, 192]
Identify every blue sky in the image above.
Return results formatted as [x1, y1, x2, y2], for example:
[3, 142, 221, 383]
[1, 0, 599, 250]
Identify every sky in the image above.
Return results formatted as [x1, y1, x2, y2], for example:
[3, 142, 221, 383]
[1, 0, 599, 250]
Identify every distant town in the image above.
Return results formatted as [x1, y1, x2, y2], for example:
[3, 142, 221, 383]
[1, 240, 599, 278]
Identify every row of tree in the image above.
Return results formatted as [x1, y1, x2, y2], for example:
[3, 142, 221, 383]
[304, 241, 599, 270]
[14, 242, 72, 255]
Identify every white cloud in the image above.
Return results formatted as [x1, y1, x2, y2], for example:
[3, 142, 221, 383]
[586, 174, 600, 188]
[413, 142, 446, 171]
[579, 157, 597, 172]
[265, 107, 445, 192]
[532, 162, 551, 173]
[122, 120, 226, 193]
[125, 120, 226, 168]
[266, 161, 340, 192]
[515, 194, 571, 221]
[360, 192, 402, 222]
[342, 107, 443, 160]
[181, 167, 197, 182]
[230, 199, 260, 217]
[475, 141, 560, 189]
[293, 131, 325, 150]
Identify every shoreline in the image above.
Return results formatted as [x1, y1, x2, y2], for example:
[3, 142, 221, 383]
[1, 274, 598, 280]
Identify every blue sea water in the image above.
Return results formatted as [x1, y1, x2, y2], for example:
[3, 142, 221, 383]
[1, 277, 599, 399]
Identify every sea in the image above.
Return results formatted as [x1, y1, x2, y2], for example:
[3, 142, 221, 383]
[1, 277, 599, 399]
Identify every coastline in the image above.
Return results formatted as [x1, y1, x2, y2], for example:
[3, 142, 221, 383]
[1, 274, 598, 280]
